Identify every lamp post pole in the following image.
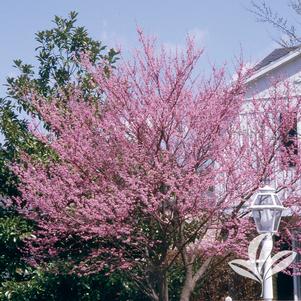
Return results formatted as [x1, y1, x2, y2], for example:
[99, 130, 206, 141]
[262, 234, 273, 301]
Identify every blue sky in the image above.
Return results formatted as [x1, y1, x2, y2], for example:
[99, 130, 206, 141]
[0, 0, 295, 97]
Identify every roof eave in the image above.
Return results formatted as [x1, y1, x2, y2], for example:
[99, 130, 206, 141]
[246, 48, 301, 84]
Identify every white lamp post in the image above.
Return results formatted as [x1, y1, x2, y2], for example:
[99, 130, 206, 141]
[250, 185, 285, 301]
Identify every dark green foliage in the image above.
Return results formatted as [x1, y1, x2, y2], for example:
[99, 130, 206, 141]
[0, 270, 148, 301]
[0, 214, 33, 282]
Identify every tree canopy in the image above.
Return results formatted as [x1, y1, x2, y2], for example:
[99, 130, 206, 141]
[11, 31, 301, 301]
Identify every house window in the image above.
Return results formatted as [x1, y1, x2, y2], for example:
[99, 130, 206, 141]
[280, 112, 298, 167]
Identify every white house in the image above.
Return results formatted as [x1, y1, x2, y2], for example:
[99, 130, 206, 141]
[245, 46, 301, 301]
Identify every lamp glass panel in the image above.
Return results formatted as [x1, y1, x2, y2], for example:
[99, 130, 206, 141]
[274, 195, 281, 206]
[273, 209, 282, 232]
[252, 208, 274, 232]
[255, 195, 273, 205]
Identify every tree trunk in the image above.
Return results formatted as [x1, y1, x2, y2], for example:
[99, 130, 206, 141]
[158, 272, 169, 301]
[180, 284, 193, 301]
[180, 274, 193, 301]
[180, 262, 194, 301]
[180, 258, 212, 301]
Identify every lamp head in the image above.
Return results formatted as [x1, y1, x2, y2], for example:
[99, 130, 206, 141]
[250, 185, 285, 233]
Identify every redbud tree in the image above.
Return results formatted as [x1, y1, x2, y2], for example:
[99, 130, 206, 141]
[12, 32, 301, 301]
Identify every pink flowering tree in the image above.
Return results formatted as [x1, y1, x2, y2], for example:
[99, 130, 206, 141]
[11, 32, 301, 301]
